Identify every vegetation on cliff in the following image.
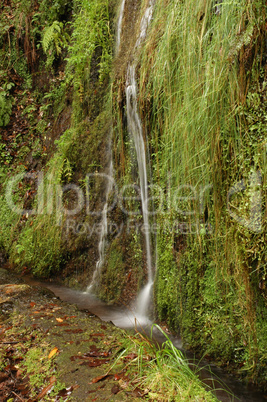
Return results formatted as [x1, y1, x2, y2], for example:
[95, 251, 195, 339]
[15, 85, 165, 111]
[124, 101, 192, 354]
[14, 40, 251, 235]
[0, 0, 266, 390]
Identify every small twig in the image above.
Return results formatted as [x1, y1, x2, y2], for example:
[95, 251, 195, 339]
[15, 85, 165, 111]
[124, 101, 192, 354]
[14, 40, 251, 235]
[12, 391, 24, 401]
[0, 341, 20, 344]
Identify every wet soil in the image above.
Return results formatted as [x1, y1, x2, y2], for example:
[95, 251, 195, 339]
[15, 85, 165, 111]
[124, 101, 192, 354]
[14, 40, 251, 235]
[0, 268, 145, 401]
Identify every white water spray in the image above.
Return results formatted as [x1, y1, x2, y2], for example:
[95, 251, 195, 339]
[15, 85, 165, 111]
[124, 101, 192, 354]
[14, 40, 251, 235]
[126, 0, 155, 315]
[126, 65, 152, 283]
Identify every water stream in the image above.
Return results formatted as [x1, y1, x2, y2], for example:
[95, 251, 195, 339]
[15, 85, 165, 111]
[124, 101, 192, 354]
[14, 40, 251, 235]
[116, 0, 126, 53]
[125, 0, 155, 315]
[87, 0, 127, 292]
[87, 0, 127, 293]
[87, 143, 114, 292]
[126, 65, 153, 283]
[89, 0, 155, 312]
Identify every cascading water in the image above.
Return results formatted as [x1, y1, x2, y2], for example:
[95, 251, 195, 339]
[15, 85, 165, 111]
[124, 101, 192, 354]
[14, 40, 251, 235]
[126, 66, 153, 283]
[87, 0, 126, 292]
[116, 0, 126, 53]
[125, 0, 154, 315]
[88, 0, 155, 314]
[87, 145, 114, 292]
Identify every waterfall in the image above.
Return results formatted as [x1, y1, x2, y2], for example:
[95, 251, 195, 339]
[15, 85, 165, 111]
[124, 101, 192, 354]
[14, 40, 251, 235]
[126, 65, 152, 283]
[87, 0, 126, 292]
[88, 0, 155, 308]
[126, 0, 154, 312]
[116, 0, 126, 53]
[87, 144, 114, 293]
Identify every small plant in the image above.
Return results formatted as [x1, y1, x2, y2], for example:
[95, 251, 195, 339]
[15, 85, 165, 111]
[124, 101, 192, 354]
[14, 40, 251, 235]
[111, 325, 220, 401]
[0, 82, 14, 127]
[42, 20, 69, 68]
[42, 21, 68, 55]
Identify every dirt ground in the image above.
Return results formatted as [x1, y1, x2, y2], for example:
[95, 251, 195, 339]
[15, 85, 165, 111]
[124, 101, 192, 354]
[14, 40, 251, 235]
[0, 268, 147, 401]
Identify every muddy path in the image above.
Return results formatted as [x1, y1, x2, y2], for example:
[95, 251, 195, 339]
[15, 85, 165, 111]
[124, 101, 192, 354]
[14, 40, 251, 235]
[21, 274, 267, 402]
[0, 269, 148, 401]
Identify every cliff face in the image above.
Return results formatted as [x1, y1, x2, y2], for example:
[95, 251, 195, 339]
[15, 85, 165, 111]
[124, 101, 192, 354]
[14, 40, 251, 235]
[0, 0, 266, 388]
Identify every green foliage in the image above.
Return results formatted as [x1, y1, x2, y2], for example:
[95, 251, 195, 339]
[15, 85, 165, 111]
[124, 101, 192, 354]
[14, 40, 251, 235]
[0, 190, 21, 253]
[0, 0, 265, 389]
[24, 347, 53, 389]
[129, 0, 267, 385]
[99, 238, 126, 302]
[39, 0, 72, 24]
[9, 127, 78, 276]
[155, 227, 179, 330]
[0, 82, 14, 126]
[42, 20, 69, 68]
[66, 0, 112, 89]
[112, 326, 219, 401]
[11, 213, 62, 277]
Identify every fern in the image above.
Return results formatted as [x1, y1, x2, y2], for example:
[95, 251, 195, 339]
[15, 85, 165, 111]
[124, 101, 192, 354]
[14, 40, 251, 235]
[42, 21, 68, 56]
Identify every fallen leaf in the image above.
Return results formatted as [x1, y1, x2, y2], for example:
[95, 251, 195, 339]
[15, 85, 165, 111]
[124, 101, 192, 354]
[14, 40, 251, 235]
[56, 318, 63, 323]
[30, 302, 36, 308]
[91, 374, 111, 384]
[36, 376, 56, 400]
[55, 384, 79, 401]
[48, 347, 59, 359]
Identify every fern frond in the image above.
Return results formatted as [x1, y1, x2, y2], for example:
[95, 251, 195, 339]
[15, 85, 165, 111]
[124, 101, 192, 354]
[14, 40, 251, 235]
[42, 21, 64, 55]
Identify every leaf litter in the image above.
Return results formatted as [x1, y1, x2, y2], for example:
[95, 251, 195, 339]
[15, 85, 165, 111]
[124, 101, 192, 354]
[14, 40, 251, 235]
[0, 270, 151, 400]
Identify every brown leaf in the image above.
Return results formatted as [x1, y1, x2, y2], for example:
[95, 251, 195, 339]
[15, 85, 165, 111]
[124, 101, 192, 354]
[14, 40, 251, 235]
[36, 376, 56, 400]
[56, 318, 64, 323]
[30, 302, 36, 308]
[55, 384, 79, 401]
[91, 374, 111, 384]
[86, 359, 109, 367]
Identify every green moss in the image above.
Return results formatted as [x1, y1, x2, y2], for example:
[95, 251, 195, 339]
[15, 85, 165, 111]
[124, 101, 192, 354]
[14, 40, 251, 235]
[99, 238, 126, 303]
[155, 228, 179, 330]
